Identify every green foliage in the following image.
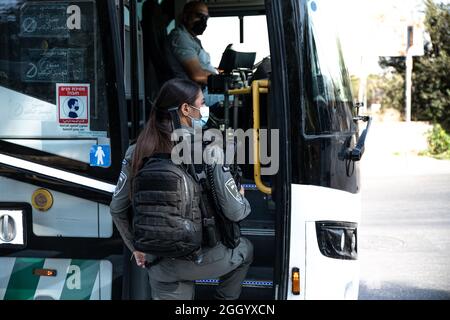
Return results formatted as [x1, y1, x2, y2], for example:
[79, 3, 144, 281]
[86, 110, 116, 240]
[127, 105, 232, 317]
[413, 51, 450, 129]
[379, 56, 405, 76]
[378, 1, 450, 131]
[369, 73, 404, 112]
[420, 124, 450, 159]
[351, 73, 404, 112]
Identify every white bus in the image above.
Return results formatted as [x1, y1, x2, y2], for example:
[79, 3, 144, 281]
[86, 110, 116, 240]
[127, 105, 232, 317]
[0, 0, 370, 300]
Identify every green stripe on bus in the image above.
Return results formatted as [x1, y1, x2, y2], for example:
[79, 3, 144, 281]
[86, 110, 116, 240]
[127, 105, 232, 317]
[4, 258, 45, 300]
[60, 260, 99, 300]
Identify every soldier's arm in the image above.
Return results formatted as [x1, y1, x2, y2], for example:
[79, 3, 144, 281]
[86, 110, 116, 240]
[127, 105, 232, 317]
[110, 147, 136, 253]
[181, 57, 212, 85]
[211, 163, 251, 222]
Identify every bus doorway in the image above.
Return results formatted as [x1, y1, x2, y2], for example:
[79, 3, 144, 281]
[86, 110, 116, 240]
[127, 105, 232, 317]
[132, 0, 279, 300]
[133, 0, 365, 300]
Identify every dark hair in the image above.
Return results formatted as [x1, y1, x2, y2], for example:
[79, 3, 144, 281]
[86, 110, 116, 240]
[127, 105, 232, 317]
[131, 78, 201, 177]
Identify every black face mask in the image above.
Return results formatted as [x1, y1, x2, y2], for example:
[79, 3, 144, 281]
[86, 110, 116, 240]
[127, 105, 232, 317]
[191, 17, 207, 35]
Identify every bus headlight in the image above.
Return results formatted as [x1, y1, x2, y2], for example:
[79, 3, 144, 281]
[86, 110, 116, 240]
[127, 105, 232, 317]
[0, 208, 26, 248]
[315, 221, 357, 260]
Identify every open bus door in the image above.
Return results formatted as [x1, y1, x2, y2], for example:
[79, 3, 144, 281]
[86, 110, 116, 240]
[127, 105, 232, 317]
[0, 1, 128, 300]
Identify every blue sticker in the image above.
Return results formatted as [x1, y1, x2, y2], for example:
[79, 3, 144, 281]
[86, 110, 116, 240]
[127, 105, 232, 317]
[310, 1, 317, 12]
[90, 145, 111, 167]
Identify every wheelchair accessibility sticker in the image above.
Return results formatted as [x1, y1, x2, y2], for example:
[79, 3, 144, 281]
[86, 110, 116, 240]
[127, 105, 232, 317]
[90, 145, 111, 167]
[57, 83, 89, 132]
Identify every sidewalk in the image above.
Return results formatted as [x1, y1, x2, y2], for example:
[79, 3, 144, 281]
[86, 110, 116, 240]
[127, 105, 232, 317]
[360, 120, 450, 178]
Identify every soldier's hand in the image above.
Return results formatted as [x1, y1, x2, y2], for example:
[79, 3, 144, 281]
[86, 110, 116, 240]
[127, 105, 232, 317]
[239, 186, 245, 196]
[133, 251, 147, 268]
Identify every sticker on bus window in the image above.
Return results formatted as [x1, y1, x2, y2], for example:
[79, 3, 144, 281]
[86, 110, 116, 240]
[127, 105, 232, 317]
[90, 145, 111, 167]
[57, 83, 89, 132]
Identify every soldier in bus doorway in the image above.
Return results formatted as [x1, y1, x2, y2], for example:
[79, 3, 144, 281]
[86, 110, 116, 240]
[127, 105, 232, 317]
[165, 1, 223, 107]
[110, 78, 253, 300]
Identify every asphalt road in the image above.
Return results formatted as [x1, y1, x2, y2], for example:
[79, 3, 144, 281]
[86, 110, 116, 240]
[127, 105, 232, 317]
[357, 122, 450, 300]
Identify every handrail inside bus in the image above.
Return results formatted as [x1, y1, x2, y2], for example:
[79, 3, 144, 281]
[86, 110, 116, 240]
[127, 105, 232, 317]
[228, 79, 272, 195]
[251, 80, 272, 195]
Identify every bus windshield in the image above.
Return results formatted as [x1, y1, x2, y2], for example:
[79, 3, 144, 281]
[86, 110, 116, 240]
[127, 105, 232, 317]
[304, 0, 355, 136]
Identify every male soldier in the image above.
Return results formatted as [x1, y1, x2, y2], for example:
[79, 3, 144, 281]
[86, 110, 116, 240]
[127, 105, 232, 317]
[165, 1, 224, 107]
[166, 1, 215, 84]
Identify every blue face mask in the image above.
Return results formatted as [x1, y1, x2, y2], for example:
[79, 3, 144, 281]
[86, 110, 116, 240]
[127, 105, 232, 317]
[188, 105, 209, 128]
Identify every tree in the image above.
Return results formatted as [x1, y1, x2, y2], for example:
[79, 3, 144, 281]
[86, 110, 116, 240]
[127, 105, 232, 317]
[350, 73, 404, 112]
[379, 0, 450, 131]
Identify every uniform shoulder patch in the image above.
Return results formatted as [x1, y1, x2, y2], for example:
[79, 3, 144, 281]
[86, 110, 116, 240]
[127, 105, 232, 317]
[114, 171, 128, 197]
[225, 178, 243, 204]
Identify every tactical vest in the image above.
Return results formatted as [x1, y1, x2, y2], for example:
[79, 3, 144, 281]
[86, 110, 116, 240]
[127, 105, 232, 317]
[132, 156, 203, 258]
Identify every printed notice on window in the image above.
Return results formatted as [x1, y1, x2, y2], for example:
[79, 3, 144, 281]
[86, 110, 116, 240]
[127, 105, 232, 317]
[57, 83, 89, 132]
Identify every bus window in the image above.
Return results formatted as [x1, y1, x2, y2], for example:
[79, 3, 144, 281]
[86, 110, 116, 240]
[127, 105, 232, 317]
[198, 16, 240, 67]
[243, 15, 270, 63]
[198, 15, 270, 68]
[0, 1, 111, 165]
[304, 0, 355, 136]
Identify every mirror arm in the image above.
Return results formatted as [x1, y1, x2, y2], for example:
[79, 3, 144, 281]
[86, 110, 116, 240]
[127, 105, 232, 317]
[346, 116, 372, 162]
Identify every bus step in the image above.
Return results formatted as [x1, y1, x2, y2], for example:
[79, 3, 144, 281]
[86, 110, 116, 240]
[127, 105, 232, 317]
[195, 267, 274, 300]
[195, 278, 273, 288]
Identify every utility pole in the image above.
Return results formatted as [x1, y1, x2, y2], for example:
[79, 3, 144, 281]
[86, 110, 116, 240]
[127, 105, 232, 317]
[405, 26, 414, 122]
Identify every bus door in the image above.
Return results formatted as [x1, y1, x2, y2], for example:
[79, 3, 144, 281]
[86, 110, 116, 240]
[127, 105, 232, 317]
[122, 0, 278, 300]
[169, 1, 277, 299]
[0, 0, 127, 300]
[123, 0, 146, 141]
[267, 0, 362, 299]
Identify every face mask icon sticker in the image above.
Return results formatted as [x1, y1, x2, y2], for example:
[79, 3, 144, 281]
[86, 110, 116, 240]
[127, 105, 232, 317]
[66, 98, 82, 119]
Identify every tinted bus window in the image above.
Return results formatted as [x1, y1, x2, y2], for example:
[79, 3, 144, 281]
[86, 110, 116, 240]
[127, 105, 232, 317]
[0, 0, 110, 165]
[304, 0, 355, 136]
